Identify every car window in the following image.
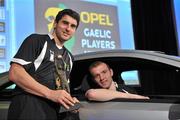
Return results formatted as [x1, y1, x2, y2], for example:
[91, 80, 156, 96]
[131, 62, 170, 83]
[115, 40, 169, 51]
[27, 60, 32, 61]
[6, 84, 16, 89]
[117, 64, 180, 96]
[121, 70, 140, 86]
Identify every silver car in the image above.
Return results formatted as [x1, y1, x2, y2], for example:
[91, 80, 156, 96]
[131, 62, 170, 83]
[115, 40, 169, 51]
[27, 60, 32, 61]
[0, 50, 180, 120]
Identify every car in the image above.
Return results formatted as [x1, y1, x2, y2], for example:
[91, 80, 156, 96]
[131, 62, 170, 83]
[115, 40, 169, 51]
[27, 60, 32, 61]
[1, 49, 180, 120]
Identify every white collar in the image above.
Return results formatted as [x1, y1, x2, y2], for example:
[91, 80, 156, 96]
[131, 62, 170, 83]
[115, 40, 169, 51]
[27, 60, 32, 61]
[48, 33, 63, 49]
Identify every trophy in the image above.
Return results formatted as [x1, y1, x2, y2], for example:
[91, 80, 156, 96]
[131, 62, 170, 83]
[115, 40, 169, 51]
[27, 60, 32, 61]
[54, 54, 70, 93]
[54, 55, 81, 113]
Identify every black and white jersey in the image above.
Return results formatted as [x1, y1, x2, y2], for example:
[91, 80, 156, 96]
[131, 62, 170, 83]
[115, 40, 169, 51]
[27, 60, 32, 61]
[11, 33, 73, 90]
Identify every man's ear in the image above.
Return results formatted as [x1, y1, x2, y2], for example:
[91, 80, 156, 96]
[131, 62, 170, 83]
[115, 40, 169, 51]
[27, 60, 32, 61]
[53, 22, 57, 29]
[110, 68, 113, 76]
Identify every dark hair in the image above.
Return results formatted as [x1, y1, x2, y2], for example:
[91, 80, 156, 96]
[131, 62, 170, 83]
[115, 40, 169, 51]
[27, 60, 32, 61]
[55, 9, 80, 28]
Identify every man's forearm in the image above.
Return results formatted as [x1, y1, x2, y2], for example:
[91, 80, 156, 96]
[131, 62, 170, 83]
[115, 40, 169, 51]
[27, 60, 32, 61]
[85, 88, 149, 101]
[85, 89, 123, 101]
[9, 63, 51, 98]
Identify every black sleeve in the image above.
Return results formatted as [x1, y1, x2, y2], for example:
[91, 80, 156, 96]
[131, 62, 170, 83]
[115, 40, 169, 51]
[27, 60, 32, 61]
[10, 34, 45, 71]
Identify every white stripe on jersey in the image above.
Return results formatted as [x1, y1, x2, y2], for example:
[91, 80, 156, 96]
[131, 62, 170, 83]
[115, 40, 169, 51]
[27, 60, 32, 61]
[34, 41, 47, 71]
[11, 58, 32, 65]
[68, 52, 73, 71]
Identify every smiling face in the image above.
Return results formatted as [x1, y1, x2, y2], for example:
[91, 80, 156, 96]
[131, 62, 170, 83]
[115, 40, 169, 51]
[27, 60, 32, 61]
[53, 15, 78, 46]
[90, 62, 114, 89]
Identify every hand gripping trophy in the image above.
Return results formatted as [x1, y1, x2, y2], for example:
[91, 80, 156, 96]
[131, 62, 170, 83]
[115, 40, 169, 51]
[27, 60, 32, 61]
[54, 54, 71, 112]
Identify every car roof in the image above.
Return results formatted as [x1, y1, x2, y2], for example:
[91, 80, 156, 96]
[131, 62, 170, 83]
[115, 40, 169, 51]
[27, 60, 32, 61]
[74, 49, 180, 68]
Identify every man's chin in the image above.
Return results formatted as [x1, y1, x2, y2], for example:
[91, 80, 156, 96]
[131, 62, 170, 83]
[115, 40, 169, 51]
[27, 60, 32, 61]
[102, 85, 109, 89]
[65, 37, 72, 41]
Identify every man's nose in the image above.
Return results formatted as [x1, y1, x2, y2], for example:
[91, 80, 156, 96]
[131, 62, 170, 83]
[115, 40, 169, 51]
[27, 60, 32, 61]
[66, 25, 71, 31]
[99, 74, 104, 80]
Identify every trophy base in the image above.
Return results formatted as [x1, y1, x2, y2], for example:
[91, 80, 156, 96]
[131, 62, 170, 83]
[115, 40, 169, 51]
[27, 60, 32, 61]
[59, 102, 82, 113]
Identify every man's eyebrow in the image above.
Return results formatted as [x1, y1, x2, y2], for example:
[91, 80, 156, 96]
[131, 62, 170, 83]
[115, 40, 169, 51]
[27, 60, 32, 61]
[62, 20, 77, 28]
[62, 20, 69, 24]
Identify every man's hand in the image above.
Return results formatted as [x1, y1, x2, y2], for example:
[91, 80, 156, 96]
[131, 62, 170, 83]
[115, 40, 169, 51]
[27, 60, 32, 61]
[128, 93, 150, 99]
[47, 89, 76, 109]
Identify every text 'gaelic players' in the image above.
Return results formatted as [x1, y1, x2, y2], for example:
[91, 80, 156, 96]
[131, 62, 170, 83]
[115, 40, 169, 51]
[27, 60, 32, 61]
[81, 39, 115, 49]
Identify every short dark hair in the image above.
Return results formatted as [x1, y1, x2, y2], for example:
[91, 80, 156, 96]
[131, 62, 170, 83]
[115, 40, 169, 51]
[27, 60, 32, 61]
[55, 9, 80, 29]
[89, 61, 110, 72]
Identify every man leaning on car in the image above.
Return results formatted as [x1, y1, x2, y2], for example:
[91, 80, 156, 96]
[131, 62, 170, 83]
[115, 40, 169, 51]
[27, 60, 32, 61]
[85, 61, 149, 101]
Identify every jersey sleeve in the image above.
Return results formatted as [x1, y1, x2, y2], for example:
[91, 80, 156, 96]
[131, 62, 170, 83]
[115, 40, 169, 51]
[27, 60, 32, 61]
[11, 34, 44, 70]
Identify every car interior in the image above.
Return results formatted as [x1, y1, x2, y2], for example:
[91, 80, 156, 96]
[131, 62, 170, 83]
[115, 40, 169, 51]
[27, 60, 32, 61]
[70, 57, 180, 102]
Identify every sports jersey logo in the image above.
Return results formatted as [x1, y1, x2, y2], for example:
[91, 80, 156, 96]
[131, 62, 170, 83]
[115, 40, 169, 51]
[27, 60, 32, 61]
[49, 50, 54, 62]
